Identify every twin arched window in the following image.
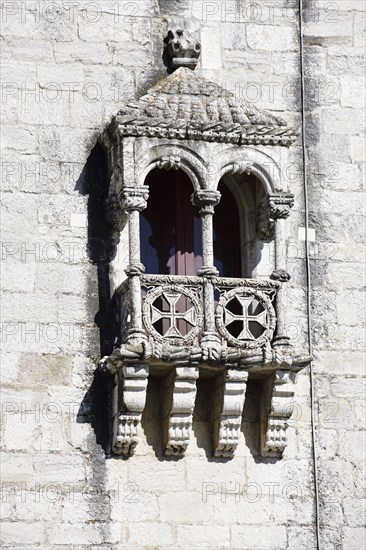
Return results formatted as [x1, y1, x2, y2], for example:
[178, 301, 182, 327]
[140, 168, 264, 278]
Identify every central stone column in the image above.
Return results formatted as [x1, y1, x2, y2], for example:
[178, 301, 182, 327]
[192, 189, 221, 347]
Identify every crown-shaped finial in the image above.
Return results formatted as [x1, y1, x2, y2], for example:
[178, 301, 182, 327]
[164, 29, 201, 71]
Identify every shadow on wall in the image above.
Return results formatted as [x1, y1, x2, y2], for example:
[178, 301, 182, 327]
[74, 142, 119, 457]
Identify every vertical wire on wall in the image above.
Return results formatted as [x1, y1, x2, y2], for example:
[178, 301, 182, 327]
[298, 1, 321, 548]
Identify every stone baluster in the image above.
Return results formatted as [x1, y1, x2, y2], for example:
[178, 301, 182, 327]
[260, 370, 295, 458]
[114, 364, 149, 456]
[120, 185, 149, 344]
[192, 189, 221, 347]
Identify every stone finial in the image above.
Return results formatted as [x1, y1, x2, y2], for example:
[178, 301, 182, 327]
[164, 29, 201, 71]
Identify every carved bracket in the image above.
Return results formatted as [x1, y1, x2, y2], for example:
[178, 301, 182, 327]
[164, 366, 199, 456]
[260, 369, 296, 458]
[213, 369, 248, 458]
[114, 364, 149, 456]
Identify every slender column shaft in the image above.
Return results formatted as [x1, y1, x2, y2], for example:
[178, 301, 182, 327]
[120, 186, 149, 343]
[275, 217, 287, 337]
[129, 209, 141, 265]
[201, 212, 214, 268]
[192, 190, 221, 347]
[128, 210, 143, 338]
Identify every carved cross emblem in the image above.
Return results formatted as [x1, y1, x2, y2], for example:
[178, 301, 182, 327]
[223, 296, 268, 341]
[151, 290, 197, 338]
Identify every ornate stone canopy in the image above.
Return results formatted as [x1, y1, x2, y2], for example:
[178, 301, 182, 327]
[107, 66, 300, 146]
[99, 29, 310, 460]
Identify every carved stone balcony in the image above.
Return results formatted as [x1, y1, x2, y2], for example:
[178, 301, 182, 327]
[98, 29, 311, 460]
[101, 272, 310, 460]
[117, 274, 280, 367]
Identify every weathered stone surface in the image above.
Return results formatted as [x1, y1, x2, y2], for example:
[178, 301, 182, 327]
[1, 1, 365, 547]
[342, 527, 366, 550]
[0, 522, 46, 545]
[247, 25, 296, 52]
[231, 525, 287, 549]
[18, 354, 72, 386]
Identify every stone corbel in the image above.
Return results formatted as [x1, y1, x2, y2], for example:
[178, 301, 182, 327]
[260, 369, 296, 458]
[114, 364, 149, 456]
[256, 192, 294, 240]
[213, 369, 248, 458]
[164, 366, 199, 456]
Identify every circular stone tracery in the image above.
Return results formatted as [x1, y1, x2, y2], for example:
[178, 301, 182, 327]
[215, 288, 276, 348]
[143, 285, 202, 345]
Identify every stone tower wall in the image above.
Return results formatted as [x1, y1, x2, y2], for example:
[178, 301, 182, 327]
[1, 1, 365, 548]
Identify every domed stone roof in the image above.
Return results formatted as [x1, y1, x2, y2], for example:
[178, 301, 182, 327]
[109, 67, 299, 146]
[120, 67, 286, 127]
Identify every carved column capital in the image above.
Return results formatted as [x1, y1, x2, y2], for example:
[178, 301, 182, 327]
[120, 186, 149, 212]
[267, 193, 294, 219]
[192, 189, 221, 215]
[257, 192, 294, 239]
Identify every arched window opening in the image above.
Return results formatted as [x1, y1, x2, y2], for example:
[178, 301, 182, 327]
[213, 181, 241, 277]
[141, 168, 202, 276]
[214, 174, 266, 278]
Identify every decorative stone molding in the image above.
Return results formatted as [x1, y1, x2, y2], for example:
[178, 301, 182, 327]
[114, 364, 149, 456]
[257, 192, 295, 239]
[213, 369, 248, 458]
[229, 162, 254, 175]
[164, 366, 199, 456]
[156, 156, 181, 170]
[164, 29, 201, 71]
[260, 370, 296, 458]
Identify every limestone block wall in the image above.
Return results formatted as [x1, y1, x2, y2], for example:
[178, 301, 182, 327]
[0, 1, 364, 549]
